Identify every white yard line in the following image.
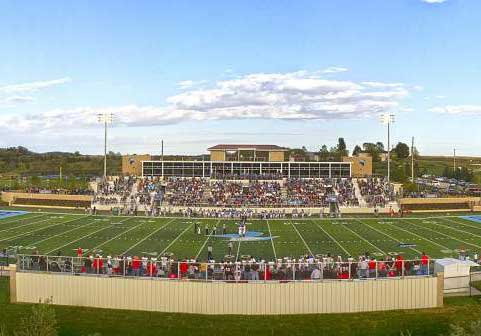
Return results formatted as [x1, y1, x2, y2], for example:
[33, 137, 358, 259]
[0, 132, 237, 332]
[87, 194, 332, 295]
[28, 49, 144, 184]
[355, 219, 422, 254]
[431, 218, 481, 238]
[91, 222, 142, 251]
[157, 222, 194, 257]
[195, 220, 220, 260]
[315, 222, 350, 256]
[290, 220, 314, 256]
[266, 220, 277, 260]
[443, 217, 481, 231]
[387, 220, 450, 250]
[122, 218, 177, 255]
[28, 216, 95, 246]
[0, 215, 85, 243]
[340, 223, 386, 255]
[0, 214, 46, 226]
[45, 217, 131, 254]
[236, 238, 241, 262]
[401, 219, 479, 249]
[0, 215, 67, 233]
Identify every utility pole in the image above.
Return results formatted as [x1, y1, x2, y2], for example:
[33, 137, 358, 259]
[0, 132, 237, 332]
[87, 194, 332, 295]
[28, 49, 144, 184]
[453, 148, 456, 173]
[98, 113, 113, 180]
[161, 139, 164, 161]
[411, 137, 415, 182]
[380, 114, 395, 185]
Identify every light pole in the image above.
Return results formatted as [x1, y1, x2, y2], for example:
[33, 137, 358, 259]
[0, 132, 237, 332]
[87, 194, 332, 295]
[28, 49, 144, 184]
[453, 148, 456, 174]
[97, 113, 113, 180]
[380, 113, 395, 185]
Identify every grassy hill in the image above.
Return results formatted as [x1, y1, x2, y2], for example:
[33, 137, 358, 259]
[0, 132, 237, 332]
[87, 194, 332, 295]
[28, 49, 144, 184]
[0, 147, 121, 178]
[374, 155, 481, 183]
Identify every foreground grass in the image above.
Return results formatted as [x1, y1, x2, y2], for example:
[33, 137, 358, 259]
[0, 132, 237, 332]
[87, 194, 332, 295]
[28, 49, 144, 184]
[0, 278, 481, 336]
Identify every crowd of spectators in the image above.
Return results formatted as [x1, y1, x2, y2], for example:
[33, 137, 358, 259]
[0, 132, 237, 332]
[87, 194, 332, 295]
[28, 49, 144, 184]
[358, 178, 390, 207]
[164, 177, 206, 206]
[20, 251, 440, 282]
[335, 178, 358, 206]
[91, 176, 394, 210]
[23, 187, 92, 195]
[212, 172, 284, 180]
[209, 181, 282, 207]
[135, 178, 164, 207]
[285, 178, 327, 206]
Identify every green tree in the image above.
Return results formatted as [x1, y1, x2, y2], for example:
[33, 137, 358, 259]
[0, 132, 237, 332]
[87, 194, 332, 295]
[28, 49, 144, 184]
[318, 145, 330, 161]
[337, 138, 348, 157]
[352, 145, 362, 156]
[362, 143, 381, 162]
[394, 142, 410, 159]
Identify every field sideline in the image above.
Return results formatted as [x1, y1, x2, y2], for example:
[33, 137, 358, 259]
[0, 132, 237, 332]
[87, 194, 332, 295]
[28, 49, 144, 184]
[1, 211, 481, 261]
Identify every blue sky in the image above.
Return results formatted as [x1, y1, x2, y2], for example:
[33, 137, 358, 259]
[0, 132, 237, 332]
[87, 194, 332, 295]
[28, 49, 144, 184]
[1, 0, 480, 156]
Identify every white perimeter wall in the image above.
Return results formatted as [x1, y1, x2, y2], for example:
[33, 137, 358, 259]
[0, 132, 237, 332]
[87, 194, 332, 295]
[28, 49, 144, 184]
[14, 272, 443, 315]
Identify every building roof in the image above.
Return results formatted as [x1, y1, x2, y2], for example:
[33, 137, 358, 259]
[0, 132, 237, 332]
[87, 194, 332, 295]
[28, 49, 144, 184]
[207, 144, 289, 151]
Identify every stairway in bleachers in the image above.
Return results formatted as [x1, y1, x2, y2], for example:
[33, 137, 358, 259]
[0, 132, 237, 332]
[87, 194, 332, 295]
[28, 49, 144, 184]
[353, 179, 367, 207]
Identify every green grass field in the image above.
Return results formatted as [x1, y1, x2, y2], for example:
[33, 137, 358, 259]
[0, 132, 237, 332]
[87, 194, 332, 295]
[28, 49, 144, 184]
[0, 277, 480, 336]
[2, 211, 481, 261]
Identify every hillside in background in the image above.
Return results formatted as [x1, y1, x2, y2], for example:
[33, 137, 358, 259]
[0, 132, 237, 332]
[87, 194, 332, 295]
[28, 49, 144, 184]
[1, 146, 480, 184]
[0, 147, 121, 178]
[374, 155, 481, 184]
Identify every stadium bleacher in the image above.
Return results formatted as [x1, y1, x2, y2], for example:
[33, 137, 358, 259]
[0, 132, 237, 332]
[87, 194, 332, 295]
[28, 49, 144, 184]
[92, 176, 392, 211]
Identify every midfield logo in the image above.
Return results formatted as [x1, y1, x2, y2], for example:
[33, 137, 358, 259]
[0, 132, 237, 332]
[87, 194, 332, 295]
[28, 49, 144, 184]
[211, 231, 278, 242]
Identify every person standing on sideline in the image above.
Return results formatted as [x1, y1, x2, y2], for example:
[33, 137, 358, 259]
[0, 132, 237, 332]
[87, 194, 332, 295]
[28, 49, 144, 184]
[207, 244, 213, 261]
[222, 223, 227, 235]
[228, 241, 233, 256]
[205, 224, 209, 236]
[421, 252, 429, 275]
[77, 247, 83, 258]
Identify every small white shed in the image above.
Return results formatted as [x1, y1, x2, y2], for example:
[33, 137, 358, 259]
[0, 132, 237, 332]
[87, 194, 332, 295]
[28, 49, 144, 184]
[434, 258, 479, 293]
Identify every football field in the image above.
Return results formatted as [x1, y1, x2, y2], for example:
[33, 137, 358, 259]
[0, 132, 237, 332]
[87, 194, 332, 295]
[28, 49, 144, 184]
[1, 211, 481, 261]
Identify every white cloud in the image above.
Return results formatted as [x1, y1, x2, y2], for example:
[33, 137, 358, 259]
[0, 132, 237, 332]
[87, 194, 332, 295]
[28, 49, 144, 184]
[4, 96, 34, 103]
[0, 71, 411, 132]
[361, 81, 404, 88]
[177, 80, 208, 90]
[430, 105, 481, 115]
[422, 0, 448, 3]
[0, 77, 71, 94]
[321, 66, 349, 74]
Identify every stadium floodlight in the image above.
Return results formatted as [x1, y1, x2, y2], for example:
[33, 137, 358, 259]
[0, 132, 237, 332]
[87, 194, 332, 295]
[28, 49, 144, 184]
[97, 113, 114, 180]
[379, 113, 395, 185]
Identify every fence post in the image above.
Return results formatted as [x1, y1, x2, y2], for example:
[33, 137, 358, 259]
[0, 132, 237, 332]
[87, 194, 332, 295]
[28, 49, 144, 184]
[375, 260, 378, 279]
[46, 256, 49, 272]
[177, 262, 180, 280]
